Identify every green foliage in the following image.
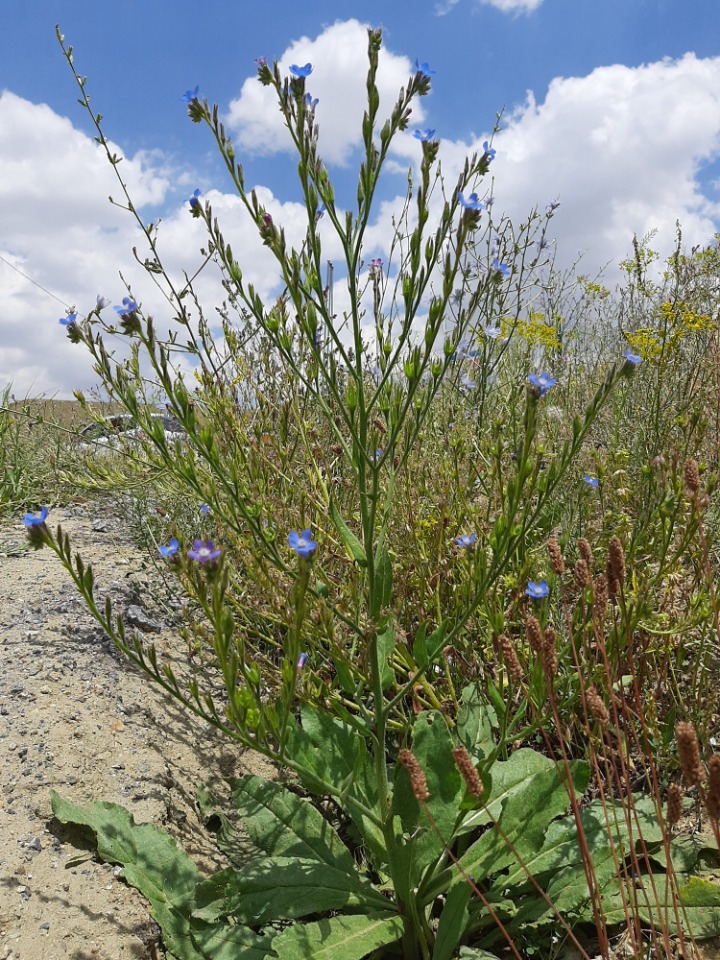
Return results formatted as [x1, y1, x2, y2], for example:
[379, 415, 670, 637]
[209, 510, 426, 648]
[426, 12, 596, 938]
[32, 24, 720, 960]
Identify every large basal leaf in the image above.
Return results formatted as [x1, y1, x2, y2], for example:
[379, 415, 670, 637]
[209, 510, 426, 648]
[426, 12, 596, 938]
[602, 873, 720, 941]
[194, 857, 390, 925]
[285, 707, 386, 865]
[445, 751, 588, 896]
[270, 912, 404, 960]
[392, 711, 464, 870]
[50, 791, 270, 960]
[225, 774, 357, 874]
[457, 683, 497, 762]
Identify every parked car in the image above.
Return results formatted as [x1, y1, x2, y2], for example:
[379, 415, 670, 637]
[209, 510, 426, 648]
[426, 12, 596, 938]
[77, 413, 186, 454]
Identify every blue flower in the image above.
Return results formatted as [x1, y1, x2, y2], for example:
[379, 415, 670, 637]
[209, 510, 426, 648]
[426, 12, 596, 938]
[114, 297, 138, 316]
[297, 652, 308, 669]
[288, 529, 317, 558]
[96, 295, 110, 310]
[413, 128, 435, 142]
[526, 580, 550, 600]
[458, 192, 484, 211]
[290, 63, 313, 78]
[188, 188, 201, 210]
[200, 504, 211, 515]
[482, 140, 496, 162]
[485, 325, 502, 340]
[180, 86, 199, 102]
[315, 203, 325, 222]
[58, 313, 77, 326]
[583, 474, 599, 488]
[374, 449, 384, 461]
[305, 93, 319, 108]
[528, 372, 557, 396]
[493, 258, 510, 278]
[23, 506, 48, 527]
[415, 60, 436, 77]
[455, 533, 476, 548]
[624, 349, 642, 366]
[159, 537, 179, 557]
[188, 539, 221, 563]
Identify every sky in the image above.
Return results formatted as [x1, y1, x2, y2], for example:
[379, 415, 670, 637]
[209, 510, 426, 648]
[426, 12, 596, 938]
[2, 0, 720, 398]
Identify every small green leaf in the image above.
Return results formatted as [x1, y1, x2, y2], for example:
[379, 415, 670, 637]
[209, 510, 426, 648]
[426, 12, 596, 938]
[371, 543, 392, 618]
[457, 682, 497, 761]
[376, 618, 396, 690]
[330, 501, 367, 567]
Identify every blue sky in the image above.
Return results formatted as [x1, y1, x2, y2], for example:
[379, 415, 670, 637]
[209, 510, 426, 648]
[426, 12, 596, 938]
[2, 0, 720, 396]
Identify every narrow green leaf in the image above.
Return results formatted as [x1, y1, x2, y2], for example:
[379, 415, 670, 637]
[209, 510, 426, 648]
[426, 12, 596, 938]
[271, 912, 404, 960]
[371, 543, 392, 618]
[376, 618, 396, 690]
[457, 682, 497, 761]
[330, 500, 367, 566]
[434, 883, 472, 960]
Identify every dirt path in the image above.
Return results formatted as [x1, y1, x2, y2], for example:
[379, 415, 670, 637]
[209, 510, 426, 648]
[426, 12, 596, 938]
[0, 504, 273, 960]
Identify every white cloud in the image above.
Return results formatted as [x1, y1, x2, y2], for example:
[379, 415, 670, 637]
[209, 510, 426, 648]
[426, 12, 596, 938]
[415, 53, 720, 281]
[436, 0, 543, 14]
[226, 19, 425, 166]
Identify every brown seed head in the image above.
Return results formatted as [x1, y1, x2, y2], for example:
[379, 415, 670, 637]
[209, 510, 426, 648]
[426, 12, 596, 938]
[574, 558, 591, 590]
[498, 634, 524, 683]
[452, 745, 485, 798]
[667, 783, 684, 828]
[542, 625, 558, 677]
[398, 748, 430, 801]
[607, 536, 626, 597]
[593, 574, 608, 622]
[548, 538, 565, 575]
[705, 755, 720, 822]
[587, 686, 610, 726]
[685, 458, 701, 495]
[676, 722, 704, 789]
[525, 615, 543, 654]
[577, 538, 594, 569]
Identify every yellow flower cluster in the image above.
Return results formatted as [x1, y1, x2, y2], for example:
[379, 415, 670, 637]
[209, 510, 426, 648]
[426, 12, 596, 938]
[625, 301, 716, 362]
[515, 311, 563, 351]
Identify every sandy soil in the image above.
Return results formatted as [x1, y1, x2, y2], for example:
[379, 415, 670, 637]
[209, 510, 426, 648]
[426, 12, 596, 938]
[0, 504, 273, 960]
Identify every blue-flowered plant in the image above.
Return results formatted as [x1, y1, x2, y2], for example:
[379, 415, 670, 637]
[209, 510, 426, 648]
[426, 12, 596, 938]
[38, 26, 690, 960]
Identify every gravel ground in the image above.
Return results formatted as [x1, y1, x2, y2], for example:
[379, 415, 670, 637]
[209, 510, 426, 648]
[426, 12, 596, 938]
[0, 504, 273, 960]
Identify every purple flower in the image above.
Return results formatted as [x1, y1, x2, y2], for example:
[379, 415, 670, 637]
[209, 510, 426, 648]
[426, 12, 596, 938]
[458, 192, 484, 211]
[180, 86, 199, 103]
[528, 372, 557, 396]
[415, 60, 436, 77]
[583, 474, 599, 488]
[370, 258, 383, 270]
[188, 188, 201, 210]
[262, 213, 273, 226]
[290, 63, 313, 78]
[413, 128, 435, 142]
[58, 313, 77, 326]
[23, 506, 48, 527]
[188, 539, 221, 563]
[455, 533, 476, 548]
[482, 140, 496, 162]
[114, 297, 138, 317]
[288, 529, 317, 558]
[493, 258, 510, 278]
[297, 652, 308, 669]
[254, 57, 267, 67]
[159, 537, 179, 557]
[305, 93, 319, 108]
[526, 580, 550, 600]
[624, 349, 641, 366]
